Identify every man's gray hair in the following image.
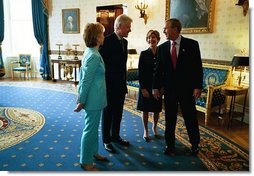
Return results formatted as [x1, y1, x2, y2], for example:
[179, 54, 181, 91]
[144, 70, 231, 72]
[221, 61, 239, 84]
[114, 14, 133, 29]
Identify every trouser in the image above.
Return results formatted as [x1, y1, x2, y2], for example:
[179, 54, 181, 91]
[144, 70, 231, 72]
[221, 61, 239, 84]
[102, 93, 125, 144]
[80, 110, 102, 164]
[164, 93, 200, 149]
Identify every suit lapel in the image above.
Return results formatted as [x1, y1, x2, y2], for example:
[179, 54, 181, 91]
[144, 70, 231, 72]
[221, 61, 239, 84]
[177, 37, 186, 63]
[112, 33, 125, 53]
[111, 33, 128, 64]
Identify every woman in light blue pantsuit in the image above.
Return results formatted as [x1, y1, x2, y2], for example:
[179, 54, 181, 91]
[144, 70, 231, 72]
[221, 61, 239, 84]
[74, 22, 107, 171]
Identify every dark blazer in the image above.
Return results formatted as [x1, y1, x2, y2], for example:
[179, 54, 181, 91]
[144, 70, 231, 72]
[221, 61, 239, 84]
[153, 36, 203, 95]
[138, 48, 157, 91]
[99, 32, 128, 94]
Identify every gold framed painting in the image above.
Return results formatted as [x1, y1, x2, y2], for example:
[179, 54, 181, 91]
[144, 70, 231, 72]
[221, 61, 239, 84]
[165, 0, 215, 34]
[62, 8, 80, 34]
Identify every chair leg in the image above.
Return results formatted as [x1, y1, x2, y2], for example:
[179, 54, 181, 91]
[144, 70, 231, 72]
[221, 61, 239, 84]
[204, 112, 208, 125]
[12, 71, 14, 80]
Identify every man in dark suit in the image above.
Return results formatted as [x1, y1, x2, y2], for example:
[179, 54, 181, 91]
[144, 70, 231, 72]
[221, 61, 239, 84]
[99, 14, 133, 153]
[153, 18, 203, 155]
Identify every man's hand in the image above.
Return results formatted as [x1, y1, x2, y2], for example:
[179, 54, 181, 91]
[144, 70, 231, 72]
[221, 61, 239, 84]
[193, 89, 202, 99]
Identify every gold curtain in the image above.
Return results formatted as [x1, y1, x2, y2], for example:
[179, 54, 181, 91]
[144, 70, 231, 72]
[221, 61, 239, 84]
[42, 0, 50, 16]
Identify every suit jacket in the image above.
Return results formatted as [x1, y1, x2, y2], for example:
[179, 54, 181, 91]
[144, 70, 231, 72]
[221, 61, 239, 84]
[99, 32, 128, 94]
[138, 48, 157, 92]
[153, 36, 203, 95]
[78, 47, 107, 110]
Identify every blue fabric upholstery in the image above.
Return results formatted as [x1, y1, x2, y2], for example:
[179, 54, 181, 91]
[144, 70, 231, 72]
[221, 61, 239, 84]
[13, 67, 31, 71]
[202, 68, 229, 89]
[196, 67, 229, 108]
[127, 69, 139, 88]
[19, 54, 31, 67]
[196, 89, 226, 108]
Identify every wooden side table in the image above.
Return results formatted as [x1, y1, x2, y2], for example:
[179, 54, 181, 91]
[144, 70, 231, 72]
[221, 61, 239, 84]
[51, 59, 81, 84]
[221, 86, 248, 128]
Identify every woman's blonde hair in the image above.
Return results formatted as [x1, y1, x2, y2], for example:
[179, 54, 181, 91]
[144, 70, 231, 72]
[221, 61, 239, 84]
[83, 22, 104, 47]
[146, 30, 160, 43]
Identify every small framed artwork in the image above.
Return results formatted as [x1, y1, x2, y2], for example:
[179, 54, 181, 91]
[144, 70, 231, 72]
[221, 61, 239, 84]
[165, 0, 215, 34]
[62, 8, 80, 34]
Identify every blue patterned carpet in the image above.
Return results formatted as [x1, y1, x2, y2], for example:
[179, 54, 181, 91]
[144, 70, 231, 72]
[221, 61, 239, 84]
[0, 83, 249, 171]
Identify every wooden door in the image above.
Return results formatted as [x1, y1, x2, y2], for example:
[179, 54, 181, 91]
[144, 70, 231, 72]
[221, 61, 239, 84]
[96, 4, 126, 36]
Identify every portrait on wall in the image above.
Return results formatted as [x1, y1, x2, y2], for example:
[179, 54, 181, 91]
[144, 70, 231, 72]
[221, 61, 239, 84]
[165, 0, 215, 33]
[62, 8, 80, 34]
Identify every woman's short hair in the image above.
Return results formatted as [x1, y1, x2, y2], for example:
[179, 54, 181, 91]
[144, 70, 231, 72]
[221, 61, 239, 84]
[83, 22, 104, 47]
[146, 30, 160, 43]
[114, 14, 133, 30]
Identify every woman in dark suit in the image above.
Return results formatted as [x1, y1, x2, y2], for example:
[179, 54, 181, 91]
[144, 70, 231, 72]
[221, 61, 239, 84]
[137, 30, 162, 142]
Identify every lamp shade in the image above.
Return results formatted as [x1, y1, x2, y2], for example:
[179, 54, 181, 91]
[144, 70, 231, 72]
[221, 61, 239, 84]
[128, 49, 137, 55]
[231, 56, 249, 67]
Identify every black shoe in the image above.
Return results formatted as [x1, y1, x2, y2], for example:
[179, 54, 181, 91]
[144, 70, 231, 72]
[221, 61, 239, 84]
[112, 138, 130, 146]
[191, 147, 199, 155]
[143, 136, 150, 142]
[104, 143, 116, 153]
[163, 146, 174, 155]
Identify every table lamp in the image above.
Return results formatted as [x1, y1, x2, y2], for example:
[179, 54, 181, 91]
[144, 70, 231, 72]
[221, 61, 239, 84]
[128, 49, 137, 68]
[231, 56, 249, 87]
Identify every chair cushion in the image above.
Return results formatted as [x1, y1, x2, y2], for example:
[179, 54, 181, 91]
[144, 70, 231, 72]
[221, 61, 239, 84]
[127, 80, 139, 88]
[13, 67, 31, 71]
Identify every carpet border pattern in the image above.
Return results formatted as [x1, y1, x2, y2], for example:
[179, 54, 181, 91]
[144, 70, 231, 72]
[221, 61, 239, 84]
[0, 107, 45, 151]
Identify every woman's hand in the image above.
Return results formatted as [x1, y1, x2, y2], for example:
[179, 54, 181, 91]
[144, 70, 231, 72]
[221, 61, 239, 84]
[74, 103, 83, 112]
[141, 89, 150, 98]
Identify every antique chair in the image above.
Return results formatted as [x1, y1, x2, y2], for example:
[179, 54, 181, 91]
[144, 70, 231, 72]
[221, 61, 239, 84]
[196, 63, 231, 125]
[11, 54, 31, 80]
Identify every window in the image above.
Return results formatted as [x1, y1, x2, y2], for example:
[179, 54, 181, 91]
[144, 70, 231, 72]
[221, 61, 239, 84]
[3, 0, 40, 57]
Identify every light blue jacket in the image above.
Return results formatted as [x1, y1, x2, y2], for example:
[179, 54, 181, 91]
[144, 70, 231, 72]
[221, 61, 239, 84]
[78, 48, 107, 110]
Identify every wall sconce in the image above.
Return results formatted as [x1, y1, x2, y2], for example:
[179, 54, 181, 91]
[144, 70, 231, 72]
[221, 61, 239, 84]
[128, 49, 138, 69]
[135, 0, 148, 24]
[231, 56, 249, 87]
[235, 0, 249, 16]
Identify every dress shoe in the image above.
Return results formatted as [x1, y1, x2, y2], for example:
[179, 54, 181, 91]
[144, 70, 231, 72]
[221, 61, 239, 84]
[191, 147, 199, 155]
[80, 163, 99, 171]
[143, 136, 150, 142]
[112, 138, 130, 146]
[104, 143, 116, 153]
[163, 146, 174, 155]
[94, 154, 109, 162]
